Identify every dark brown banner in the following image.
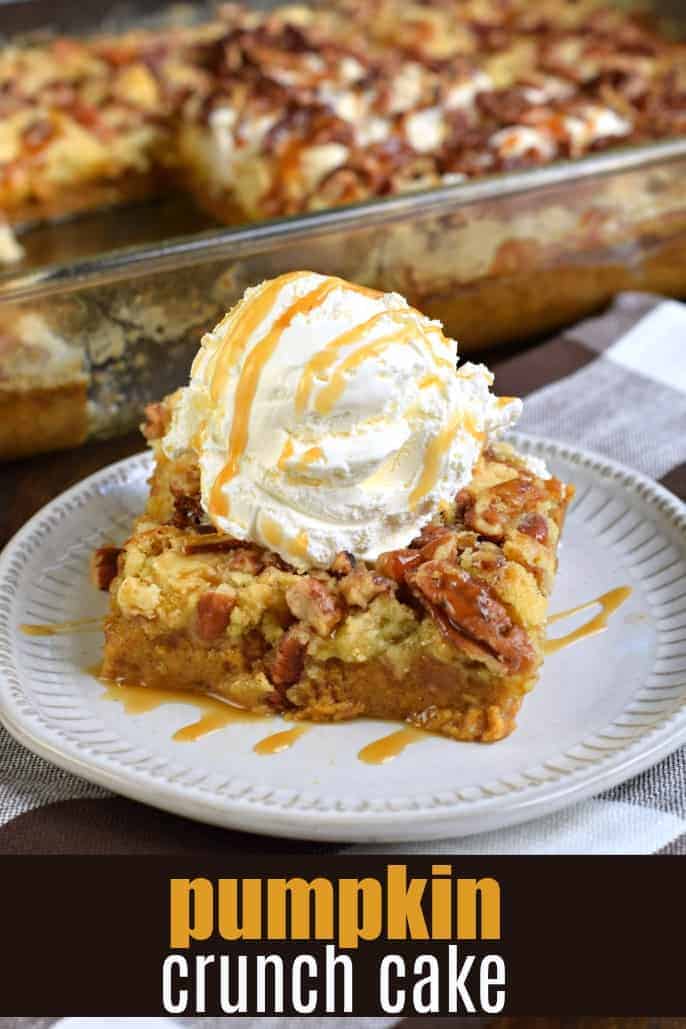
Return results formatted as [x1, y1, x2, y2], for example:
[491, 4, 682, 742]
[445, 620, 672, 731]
[3, 857, 683, 1016]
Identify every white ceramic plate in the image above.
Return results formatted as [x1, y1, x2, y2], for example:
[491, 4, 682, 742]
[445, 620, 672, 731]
[1, 433, 685, 842]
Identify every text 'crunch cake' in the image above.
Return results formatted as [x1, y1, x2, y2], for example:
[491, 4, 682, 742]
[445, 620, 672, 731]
[92, 271, 573, 742]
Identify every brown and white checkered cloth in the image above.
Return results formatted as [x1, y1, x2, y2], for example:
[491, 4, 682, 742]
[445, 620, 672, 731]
[0, 292, 684, 856]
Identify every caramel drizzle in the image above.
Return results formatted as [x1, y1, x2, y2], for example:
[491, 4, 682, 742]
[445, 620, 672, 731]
[409, 408, 488, 510]
[295, 311, 391, 415]
[295, 309, 452, 416]
[290, 529, 309, 560]
[419, 373, 443, 391]
[253, 725, 309, 755]
[315, 326, 417, 415]
[99, 678, 264, 741]
[277, 437, 294, 469]
[21, 617, 103, 636]
[100, 671, 314, 750]
[189, 426, 205, 453]
[358, 727, 425, 764]
[301, 445, 323, 464]
[208, 275, 380, 519]
[96, 671, 428, 762]
[207, 271, 306, 406]
[408, 415, 460, 510]
[260, 515, 283, 549]
[545, 586, 632, 655]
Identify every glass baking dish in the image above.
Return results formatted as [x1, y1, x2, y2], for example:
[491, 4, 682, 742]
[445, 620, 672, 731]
[1, 2, 685, 459]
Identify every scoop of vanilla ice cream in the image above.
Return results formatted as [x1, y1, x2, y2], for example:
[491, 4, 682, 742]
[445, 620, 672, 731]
[163, 271, 521, 569]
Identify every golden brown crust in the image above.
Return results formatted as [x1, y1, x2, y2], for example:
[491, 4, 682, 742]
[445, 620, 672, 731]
[0, 382, 88, 460]
[411, 230, 686, 349]
[2, 173, 162, 229]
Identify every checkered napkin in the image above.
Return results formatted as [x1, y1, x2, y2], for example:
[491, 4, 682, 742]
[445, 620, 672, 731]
[0, 292, 685, 857]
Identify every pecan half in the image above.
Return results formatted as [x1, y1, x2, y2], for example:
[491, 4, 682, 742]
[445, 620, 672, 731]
[90, 545, 121, 591]
[268, 627, 308, 688]
[377, 525, 460, 582]
[410, 522, 450, 549]
[171, 487, 204, 529]
[196, 590, 236, 641]
[518, 512, 549, 544]
[330, 550, 356, 576]
[464, 475, 545, 542]
[406, 560, 535, 674]
[375, 548, 423, 583]
[285, 577, 343, 636]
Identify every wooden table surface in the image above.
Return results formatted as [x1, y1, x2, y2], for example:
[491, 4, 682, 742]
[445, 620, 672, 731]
[1, 429, 142, 550]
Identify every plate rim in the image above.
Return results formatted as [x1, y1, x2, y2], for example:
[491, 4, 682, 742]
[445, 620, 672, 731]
[0, 432, 685, 843]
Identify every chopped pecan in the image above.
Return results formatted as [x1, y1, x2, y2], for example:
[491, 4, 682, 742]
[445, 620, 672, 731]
[422, 530, 458, 563]
[182, 531, 243, 554]
[228, 547, 265, 575]
[454, 530, 479, 550]
[476, 86, 530, 124]
[518, 512, 549, 544]
[454, 488, 473, 520]
[375, 548, 423, 583]
[466, 543, 507, 576]
[376, 526, 460, 583]
[410, 523, 450, 549]
[171, 487, 204, 529]
[285, 577, 343, 636]
[90, 545, 121, 591]
[196, 590, 236, 641]
[263, 550, 297, 573]
[406, 560, 535, 674]
[330, 551, 356, 576]
[464, 475, 545, 542]
[339, 568, 393, 609]
[23, 118, 54, 152]
[141, 402, 169, 441]
[268, 627, 308, 688]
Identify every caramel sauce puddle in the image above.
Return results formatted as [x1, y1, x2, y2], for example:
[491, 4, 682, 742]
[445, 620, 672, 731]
[545, 586, 632, 655]
[95, 672, 264, 742]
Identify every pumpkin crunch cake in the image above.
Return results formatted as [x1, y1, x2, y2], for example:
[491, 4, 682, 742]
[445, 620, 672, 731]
[93, 272, 573, 742]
